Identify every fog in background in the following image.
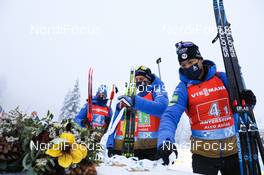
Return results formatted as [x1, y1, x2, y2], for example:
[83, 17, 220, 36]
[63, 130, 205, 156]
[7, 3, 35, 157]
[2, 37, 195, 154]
[0, 0, 263, 129]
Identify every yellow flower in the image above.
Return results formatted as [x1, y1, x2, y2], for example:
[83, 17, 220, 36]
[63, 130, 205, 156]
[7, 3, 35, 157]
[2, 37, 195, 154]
[45, 132, 88, 168]
[60, 132, 75, 145]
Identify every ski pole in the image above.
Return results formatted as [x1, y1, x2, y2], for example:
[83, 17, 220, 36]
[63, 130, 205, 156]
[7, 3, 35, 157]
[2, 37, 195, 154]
[156, 58, 162, 80]
[108, 84, 118, 112]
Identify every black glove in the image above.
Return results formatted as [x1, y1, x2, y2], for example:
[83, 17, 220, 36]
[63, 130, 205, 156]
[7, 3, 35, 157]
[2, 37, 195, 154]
[240, 89, 256, 106]
[158, 142, 178, 165]
[105, 117, 111, 127]
[81, 118, 91, 127]
[104, 117, 111, 133]
[107, 147, 115, 157]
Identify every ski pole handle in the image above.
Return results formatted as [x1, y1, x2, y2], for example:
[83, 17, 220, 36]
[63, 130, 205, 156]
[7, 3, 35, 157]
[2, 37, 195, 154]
[156, 57, 161, 64]
[156, 58, 162, 80]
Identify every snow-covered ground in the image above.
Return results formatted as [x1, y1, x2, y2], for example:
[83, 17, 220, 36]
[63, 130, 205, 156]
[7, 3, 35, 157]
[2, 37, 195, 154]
[97, 164, 194, 175]
[97, 149, 195, 175]
[97, 148, 264, 175]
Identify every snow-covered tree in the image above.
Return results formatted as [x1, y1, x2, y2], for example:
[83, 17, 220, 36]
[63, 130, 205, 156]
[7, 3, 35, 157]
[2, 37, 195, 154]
[59, 80, 81, 121]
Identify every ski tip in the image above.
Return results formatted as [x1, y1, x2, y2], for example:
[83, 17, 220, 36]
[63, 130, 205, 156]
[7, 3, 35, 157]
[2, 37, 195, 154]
[130, 66, 136, 71]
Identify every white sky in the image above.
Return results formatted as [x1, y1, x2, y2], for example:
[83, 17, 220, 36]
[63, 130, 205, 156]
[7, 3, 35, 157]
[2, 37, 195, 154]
[0, 0, 263, 127]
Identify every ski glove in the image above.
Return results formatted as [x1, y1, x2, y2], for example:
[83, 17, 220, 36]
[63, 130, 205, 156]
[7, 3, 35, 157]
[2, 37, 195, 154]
[107, 147, 115, 158]
[104, 117, 111, 133]
[240, 89, 256, 106]
[158, 142, 178, 165]
[118, 95, 135, 108]
[81, 118, 91, 127]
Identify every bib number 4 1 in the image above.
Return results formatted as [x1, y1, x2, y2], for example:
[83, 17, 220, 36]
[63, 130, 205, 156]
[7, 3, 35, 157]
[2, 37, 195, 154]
[208, 102, 229, 117]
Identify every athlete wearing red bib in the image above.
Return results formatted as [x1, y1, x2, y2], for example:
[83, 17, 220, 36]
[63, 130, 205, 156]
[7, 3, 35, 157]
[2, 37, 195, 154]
[75, 85, 112, 130]
[107, 66, 168, 160]
[158, 41, 256, 175]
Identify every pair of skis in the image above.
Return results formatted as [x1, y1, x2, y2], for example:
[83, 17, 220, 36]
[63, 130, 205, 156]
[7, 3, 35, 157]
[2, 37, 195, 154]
[122, 68, 137, 158]
[87, 68, 93, 126]
[212, 0, 264, 174]
[87, 68, 118, 123]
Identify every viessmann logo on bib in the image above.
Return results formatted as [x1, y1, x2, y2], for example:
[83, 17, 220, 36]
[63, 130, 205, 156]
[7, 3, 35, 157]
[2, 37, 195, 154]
[191, 86, 226, 98]
[93, 108, 108, 113]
